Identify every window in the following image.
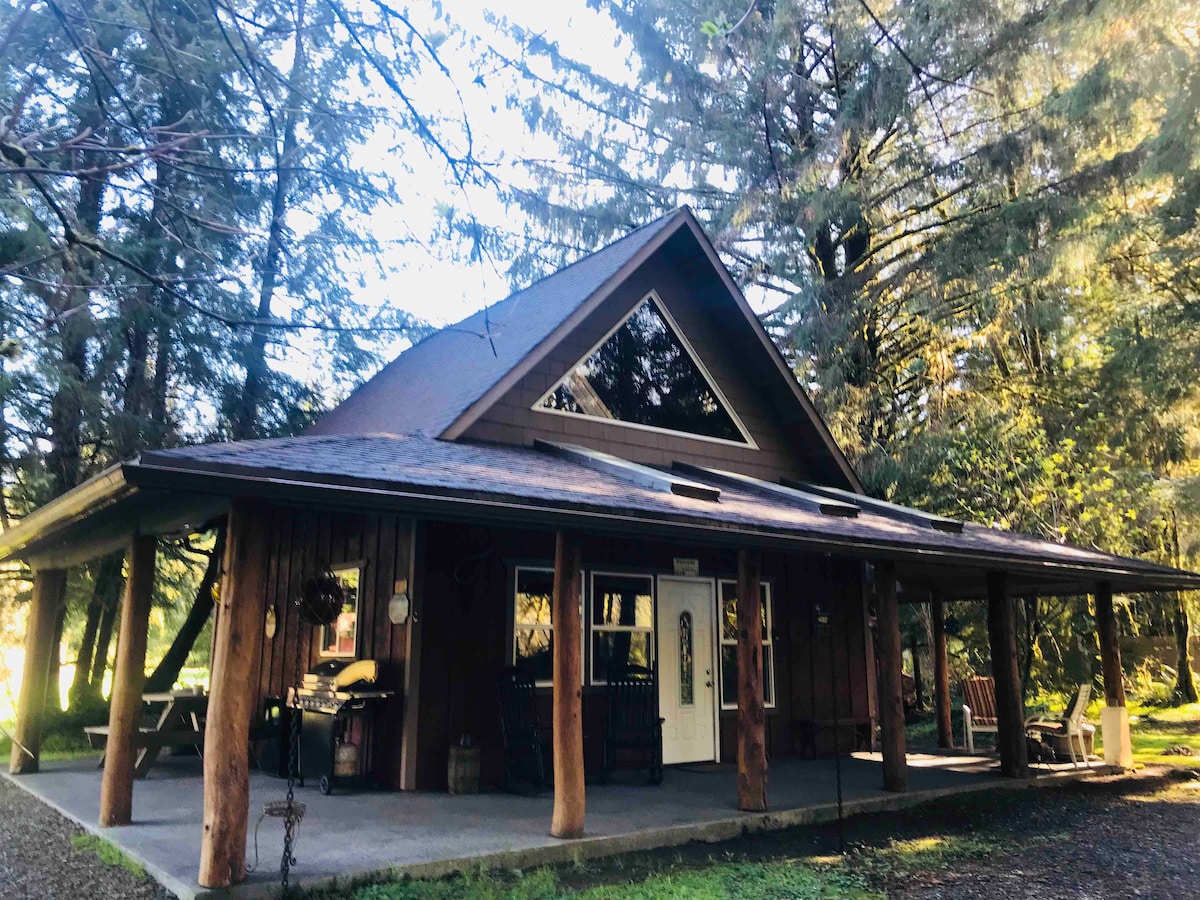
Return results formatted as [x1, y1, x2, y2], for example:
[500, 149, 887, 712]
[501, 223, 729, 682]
[538, 293, 751, 445]
[319, 564, 362, 658]
[513, 568, 555, 685]
[679, 611, 694, 707]
[718, 580, 775, 710]
[590, 572, 654, 683]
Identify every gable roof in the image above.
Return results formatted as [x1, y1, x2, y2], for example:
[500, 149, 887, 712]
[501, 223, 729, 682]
[309, 208, 863, 491]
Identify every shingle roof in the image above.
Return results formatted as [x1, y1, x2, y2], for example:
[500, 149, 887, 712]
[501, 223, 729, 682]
[309, 210, 684, 438]
[135, 433, 1200, 595]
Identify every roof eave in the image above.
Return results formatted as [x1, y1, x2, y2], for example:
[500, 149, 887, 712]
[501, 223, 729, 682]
[124, 457, 1200, 594]
[0, 464, 135, 565]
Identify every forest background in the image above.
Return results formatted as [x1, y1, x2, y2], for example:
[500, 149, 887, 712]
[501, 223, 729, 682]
[1, 0, 1199, 739]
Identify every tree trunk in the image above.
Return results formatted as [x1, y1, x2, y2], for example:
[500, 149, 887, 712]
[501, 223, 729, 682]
[1019, 595, 1039, 702]
[231, 2, 308, 441]
[1169, 512, 1198, 703]
[1173, 593, 1198, 704]
[69, 553, 122, 707]
[44, 599, 67, 716]
[144, 528, 225, 694]
[90, 579, 122, 694]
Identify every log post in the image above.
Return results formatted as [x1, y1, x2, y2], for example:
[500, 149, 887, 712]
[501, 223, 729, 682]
[198, 502, 269, 888]
[735, 549, 767, 811]
[986, 571, 1027, 778]
[9, 568, 68, 775]
[1095, 581, 1132, 767]
[931, 590, 953, 749]
[550, 530, 585, 839]
[876, 561, 907, 792]
[99, 535, 157, 826]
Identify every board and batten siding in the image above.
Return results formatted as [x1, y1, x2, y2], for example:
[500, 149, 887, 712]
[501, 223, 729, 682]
[412, 518, 874, 791]
[461, 252, 823, 484]
[247, 502, 415, 789]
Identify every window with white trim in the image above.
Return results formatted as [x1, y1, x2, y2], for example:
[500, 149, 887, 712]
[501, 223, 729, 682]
[590, 572, 654, 684]
[512, 567, 555, 685]
[536, 293, 754, 446]
[718, 580, 775, 709]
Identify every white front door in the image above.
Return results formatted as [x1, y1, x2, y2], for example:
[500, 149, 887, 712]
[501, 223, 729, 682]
[657, 577, 717, 765]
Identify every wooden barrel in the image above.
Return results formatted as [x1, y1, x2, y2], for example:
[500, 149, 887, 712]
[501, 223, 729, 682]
[447, 744, 481, 794]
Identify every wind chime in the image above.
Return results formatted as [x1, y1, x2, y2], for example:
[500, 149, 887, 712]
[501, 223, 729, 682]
[248, 568, 345, 892]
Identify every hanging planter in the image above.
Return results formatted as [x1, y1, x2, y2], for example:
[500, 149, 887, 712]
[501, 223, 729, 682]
[298, 570, 345, 626]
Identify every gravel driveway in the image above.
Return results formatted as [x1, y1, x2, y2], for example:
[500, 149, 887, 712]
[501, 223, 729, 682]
[0, 775, 171, 900]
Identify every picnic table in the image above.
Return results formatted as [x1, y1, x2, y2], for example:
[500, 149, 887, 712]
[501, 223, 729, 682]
[84, 690, 207, 778]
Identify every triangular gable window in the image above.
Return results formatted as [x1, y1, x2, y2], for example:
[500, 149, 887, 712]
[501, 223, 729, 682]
[536, 293, 754, 445]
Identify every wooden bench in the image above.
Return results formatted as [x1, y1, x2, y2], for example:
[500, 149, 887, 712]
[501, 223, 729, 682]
[84, 726, 205, 778]
[793, 716, 876, 757]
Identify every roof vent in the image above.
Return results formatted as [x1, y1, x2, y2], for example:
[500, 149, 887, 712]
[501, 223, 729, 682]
[534, 440, 720, 502]
[788, 480, 964, 533]
[672, 462, 859, 516]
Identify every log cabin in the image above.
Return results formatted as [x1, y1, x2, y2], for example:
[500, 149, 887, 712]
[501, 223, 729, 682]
[4, 207, 1199, 887]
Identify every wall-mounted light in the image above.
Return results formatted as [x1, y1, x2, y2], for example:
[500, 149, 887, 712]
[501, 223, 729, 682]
[388, 578, 411, 625]
[265, 605, 278, 640]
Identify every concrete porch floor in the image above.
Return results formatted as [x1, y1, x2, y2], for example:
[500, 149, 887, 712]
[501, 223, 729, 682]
[4, 751, 1105, 899]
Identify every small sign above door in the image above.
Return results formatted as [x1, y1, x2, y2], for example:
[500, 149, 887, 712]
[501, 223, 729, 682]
[673, 557, 700, 577]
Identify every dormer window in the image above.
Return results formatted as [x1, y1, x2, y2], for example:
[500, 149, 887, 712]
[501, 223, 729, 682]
[536, 292, 755, 446]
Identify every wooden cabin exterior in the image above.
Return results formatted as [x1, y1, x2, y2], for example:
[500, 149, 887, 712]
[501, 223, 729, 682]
[5, 207, 1200, 888]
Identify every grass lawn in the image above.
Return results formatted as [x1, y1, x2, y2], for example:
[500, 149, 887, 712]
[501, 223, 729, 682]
[302, 769, 1196, 900]
[1126, 701, 1200, 768]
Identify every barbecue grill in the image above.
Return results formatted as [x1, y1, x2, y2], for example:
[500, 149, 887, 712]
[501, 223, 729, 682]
[286, 659, 392, 794]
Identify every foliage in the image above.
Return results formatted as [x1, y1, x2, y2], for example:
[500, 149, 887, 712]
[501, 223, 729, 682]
[318, 862, 877, 900]
[493, 0, 1200, 699]
[69, 833, 148, 879]
[0, 0, 487, 700]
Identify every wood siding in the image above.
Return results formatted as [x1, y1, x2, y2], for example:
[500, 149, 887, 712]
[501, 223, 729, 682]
[462, 254, 821, 483]
[412, 519, 874, 791]
[248, 502, 415, 789]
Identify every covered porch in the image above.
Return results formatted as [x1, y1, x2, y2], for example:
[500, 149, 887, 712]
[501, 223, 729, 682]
[7, 749, 1102, 899]
[5, 435, 1200, 890]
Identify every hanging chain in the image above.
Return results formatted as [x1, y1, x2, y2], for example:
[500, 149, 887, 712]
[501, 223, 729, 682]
[281, 599, 305, 893]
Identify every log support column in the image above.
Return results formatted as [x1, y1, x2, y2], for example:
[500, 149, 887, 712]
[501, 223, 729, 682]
[9, 568, 67, 775]
[986, 571, 1028, 778]
[199, 501, 269, 888]
[99, 535, 157, 826]
[736, 549, 767, 811]
[876, 561, 907, 792]
[1095, 581, 1132, 768]
[550, 531, 585, 839]
[931, 590, 952, 749]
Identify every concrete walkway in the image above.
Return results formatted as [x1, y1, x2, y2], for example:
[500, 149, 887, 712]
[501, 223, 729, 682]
[4, 751, 1102, 898]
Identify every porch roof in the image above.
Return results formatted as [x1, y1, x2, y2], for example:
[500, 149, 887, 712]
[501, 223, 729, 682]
[4, 432, 1197, 599]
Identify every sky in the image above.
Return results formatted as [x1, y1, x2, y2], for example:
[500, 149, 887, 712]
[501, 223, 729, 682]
[351, 0, 633, 327]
